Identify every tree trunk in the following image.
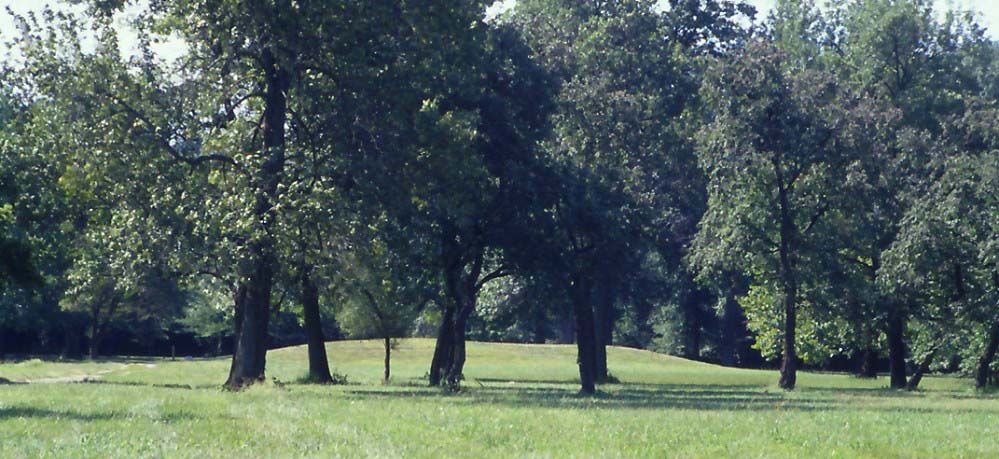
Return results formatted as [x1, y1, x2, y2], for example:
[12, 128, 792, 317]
[778, 284, 797, 390]
[445, 305, 472, 391]
[224, 46, 288, 390]
[225, 261, 273, 389]
[383, 336, 391, 384]
[976, 321, 999, 389]
[907, 348, 936, 391]
[719, 287, 743, 367]
[776, 165, 798, 390]
[88, 331, 102, 360]
[682, 293, 702, 360]
[429, 305, 455, 387]
[858, 347, 878, 379]
[886, 311, 907, 389]
[571, 271, 597, 394]
[301, 268, 332, 384]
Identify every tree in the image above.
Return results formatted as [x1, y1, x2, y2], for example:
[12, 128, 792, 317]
[692, 41, 854, 389]
[824, 0, 988, 387]
[335, 214, 436, 384]
[882, 102, 999, 389]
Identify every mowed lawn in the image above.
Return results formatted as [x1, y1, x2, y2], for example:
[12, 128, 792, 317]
[1, 339, 998, 458]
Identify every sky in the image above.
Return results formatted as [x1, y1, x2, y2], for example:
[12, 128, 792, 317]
[1, 0, 998, 62]
[749, 0, 999, 36]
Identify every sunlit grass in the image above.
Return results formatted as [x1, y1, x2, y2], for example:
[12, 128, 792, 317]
[1, 339, 996, 458]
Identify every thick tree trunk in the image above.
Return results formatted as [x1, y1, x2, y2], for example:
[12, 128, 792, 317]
[858, 347, 879, 379]
[301, 268, 332, 384]
[383, 336, 391, 384]
[886, 311, 907, 389]
[571, 271, 597, 394]
[224, 47, 288, 390]
[976, 321, 999, 389]
[225, 261, 273, 388]
[429, 305, 455, 387]
[445, 305, 472, 391]
[88, 332, 102, 360]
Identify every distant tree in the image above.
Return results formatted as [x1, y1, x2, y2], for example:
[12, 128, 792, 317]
[335, 214, 436, 384]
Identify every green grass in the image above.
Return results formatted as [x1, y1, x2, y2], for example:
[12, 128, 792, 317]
[1, 339, 997, 458]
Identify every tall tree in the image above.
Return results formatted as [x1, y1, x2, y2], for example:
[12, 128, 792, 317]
[691, 41, 855, 389]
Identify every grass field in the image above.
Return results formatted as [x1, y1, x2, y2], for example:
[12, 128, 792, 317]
[1, 339, 998, 458]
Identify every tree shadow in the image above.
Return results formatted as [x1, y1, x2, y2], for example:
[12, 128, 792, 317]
[0, 406, 213, 422]
[77, 380, 212, 390]
[339, 379, 996, 414]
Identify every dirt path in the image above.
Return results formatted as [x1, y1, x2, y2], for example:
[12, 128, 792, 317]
[22, 363, 156, 384]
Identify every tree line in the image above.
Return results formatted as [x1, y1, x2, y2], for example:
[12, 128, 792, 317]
[0, 0, 996, 393]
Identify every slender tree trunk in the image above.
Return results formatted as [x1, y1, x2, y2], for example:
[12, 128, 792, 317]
[301, 268, 332, 383]
[383, 336, 391, 384]
[530, 306, 547, 344]
[776, 163, 798, 390]
[907, 348, 936, 391]
[429, 305, 455, 387]
[571, 271, 597, 394]
[976, 321, 999, 389]
[886, 311, 907, 389]
[778, 284, 797, 390]
[225, 47, 288, 389]
[682, 293, 702, 360]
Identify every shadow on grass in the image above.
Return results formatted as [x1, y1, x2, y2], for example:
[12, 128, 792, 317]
[0, 406, 215, 422]
[337, 380, 995, 414]
[76, 380, 213, 390]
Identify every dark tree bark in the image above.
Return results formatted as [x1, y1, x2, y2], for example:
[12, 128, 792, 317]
[383, 336, 391, 384]
[88, 295, 119, 360]
[224, 47, 288, 390]
[976, 321, 999, 389]
[429, 304, 455, 387]
[907, 348, 937, 391]
[776, 167, 798, 391]
[858, 347, 879, 379]
[446, 305, 473, 391]
[681, 290, 705, 361]
[530, 306, 548, 344]
[571, 270, 597, 394]
[718, 287, 744, 367]
[886, 311, 907, 389]
[301, 267, 332, 383]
